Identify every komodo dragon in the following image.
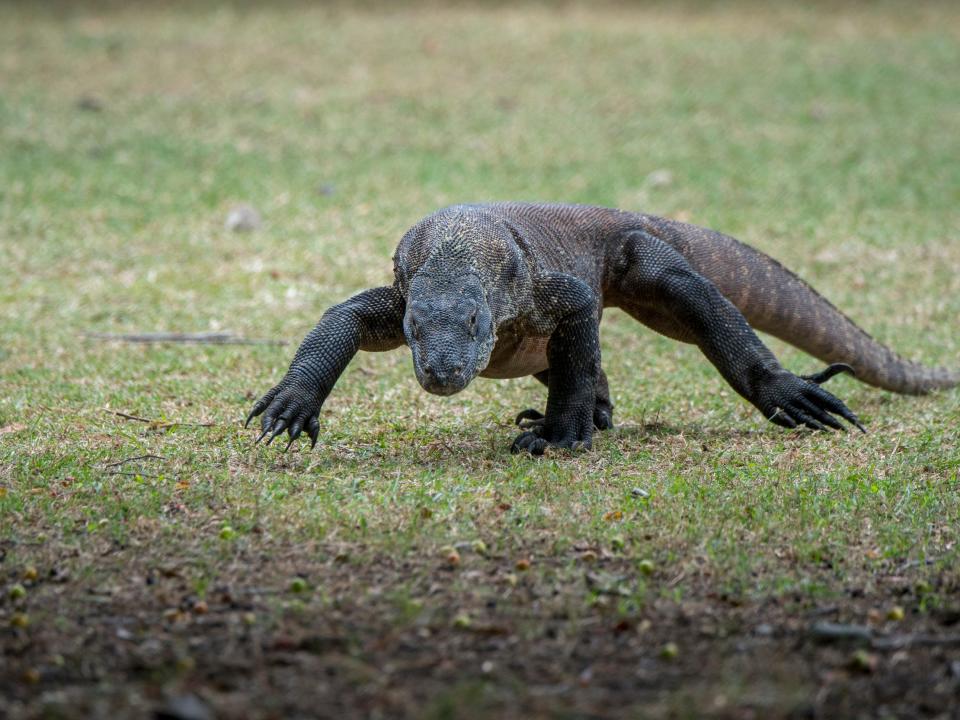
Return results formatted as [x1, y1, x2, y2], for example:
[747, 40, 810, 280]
[247, 203, 958, 455]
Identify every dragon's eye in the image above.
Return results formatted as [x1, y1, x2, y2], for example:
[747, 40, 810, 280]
[469, 311, 477, 327]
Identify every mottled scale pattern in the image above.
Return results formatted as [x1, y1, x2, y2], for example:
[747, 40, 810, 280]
[248, 202, 958, 452]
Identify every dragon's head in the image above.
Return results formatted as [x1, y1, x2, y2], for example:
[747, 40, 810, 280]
[396, 207, 532, 396]
[404, 273, 495, 396]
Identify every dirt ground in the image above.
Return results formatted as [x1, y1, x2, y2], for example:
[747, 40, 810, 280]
[3, 532, 959, 720]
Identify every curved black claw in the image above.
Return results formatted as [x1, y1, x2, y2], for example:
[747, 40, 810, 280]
[265, 417, 288, 445]
[593, 405, 614, 431]
[246, 388, 279, 429]
[511, 430, 548, 456]
[803, 363, 856, 386]
[515, 408, 545, 429]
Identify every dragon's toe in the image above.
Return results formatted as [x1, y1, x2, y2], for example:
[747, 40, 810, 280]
[515, 408, 545, 429]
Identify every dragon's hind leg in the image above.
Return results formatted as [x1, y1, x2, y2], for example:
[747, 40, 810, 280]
[602, 229, 864, 432]
[515, 368, 614, 431]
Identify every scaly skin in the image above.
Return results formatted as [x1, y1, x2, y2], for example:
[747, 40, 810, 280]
[247, 203, 958, 454]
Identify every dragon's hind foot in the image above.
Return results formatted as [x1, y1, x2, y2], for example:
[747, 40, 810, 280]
[758, 365, 866, 433]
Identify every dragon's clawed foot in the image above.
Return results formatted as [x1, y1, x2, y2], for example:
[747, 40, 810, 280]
[760, 364, 865, 433]
[246, 381, 322, 451]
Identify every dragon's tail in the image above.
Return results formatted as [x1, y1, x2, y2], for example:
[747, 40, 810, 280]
[672, 225, 959, 395]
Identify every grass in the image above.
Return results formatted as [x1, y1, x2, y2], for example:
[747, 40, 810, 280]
[1, 2, 959, 718]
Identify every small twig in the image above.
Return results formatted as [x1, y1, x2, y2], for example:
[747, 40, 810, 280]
[894, 557, 933, 574]
[809, 622, 960, 651]
[107, 411, 216, 428]
[809, 621, 873, 643]
[104, 454, 165, 469]
[106, 471, 159, 478]
[872, 634, 960, 651]
[111, 411, 154, 424]
[84, 331, 287, 346]
[666, 569, 686, 588]
[806, 605, 840, 619]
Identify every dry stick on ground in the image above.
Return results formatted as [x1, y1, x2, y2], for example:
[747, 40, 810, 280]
[108, 410, 217, 429]
[872, 634, 960, 650]
[809, 622, 960, 649]
[84, 331, 287, 346]
[103, 454, 165, 479]
[104, 454, 166, 468]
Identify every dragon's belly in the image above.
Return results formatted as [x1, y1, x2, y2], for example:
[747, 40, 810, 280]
[480, 336, 550, 379]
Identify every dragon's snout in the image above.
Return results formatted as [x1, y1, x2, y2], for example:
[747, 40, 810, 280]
[417, 356, 471, 396]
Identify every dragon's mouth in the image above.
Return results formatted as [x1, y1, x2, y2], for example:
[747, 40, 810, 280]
[415, 363, 472, 396]
[420, 379, 466, 397]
